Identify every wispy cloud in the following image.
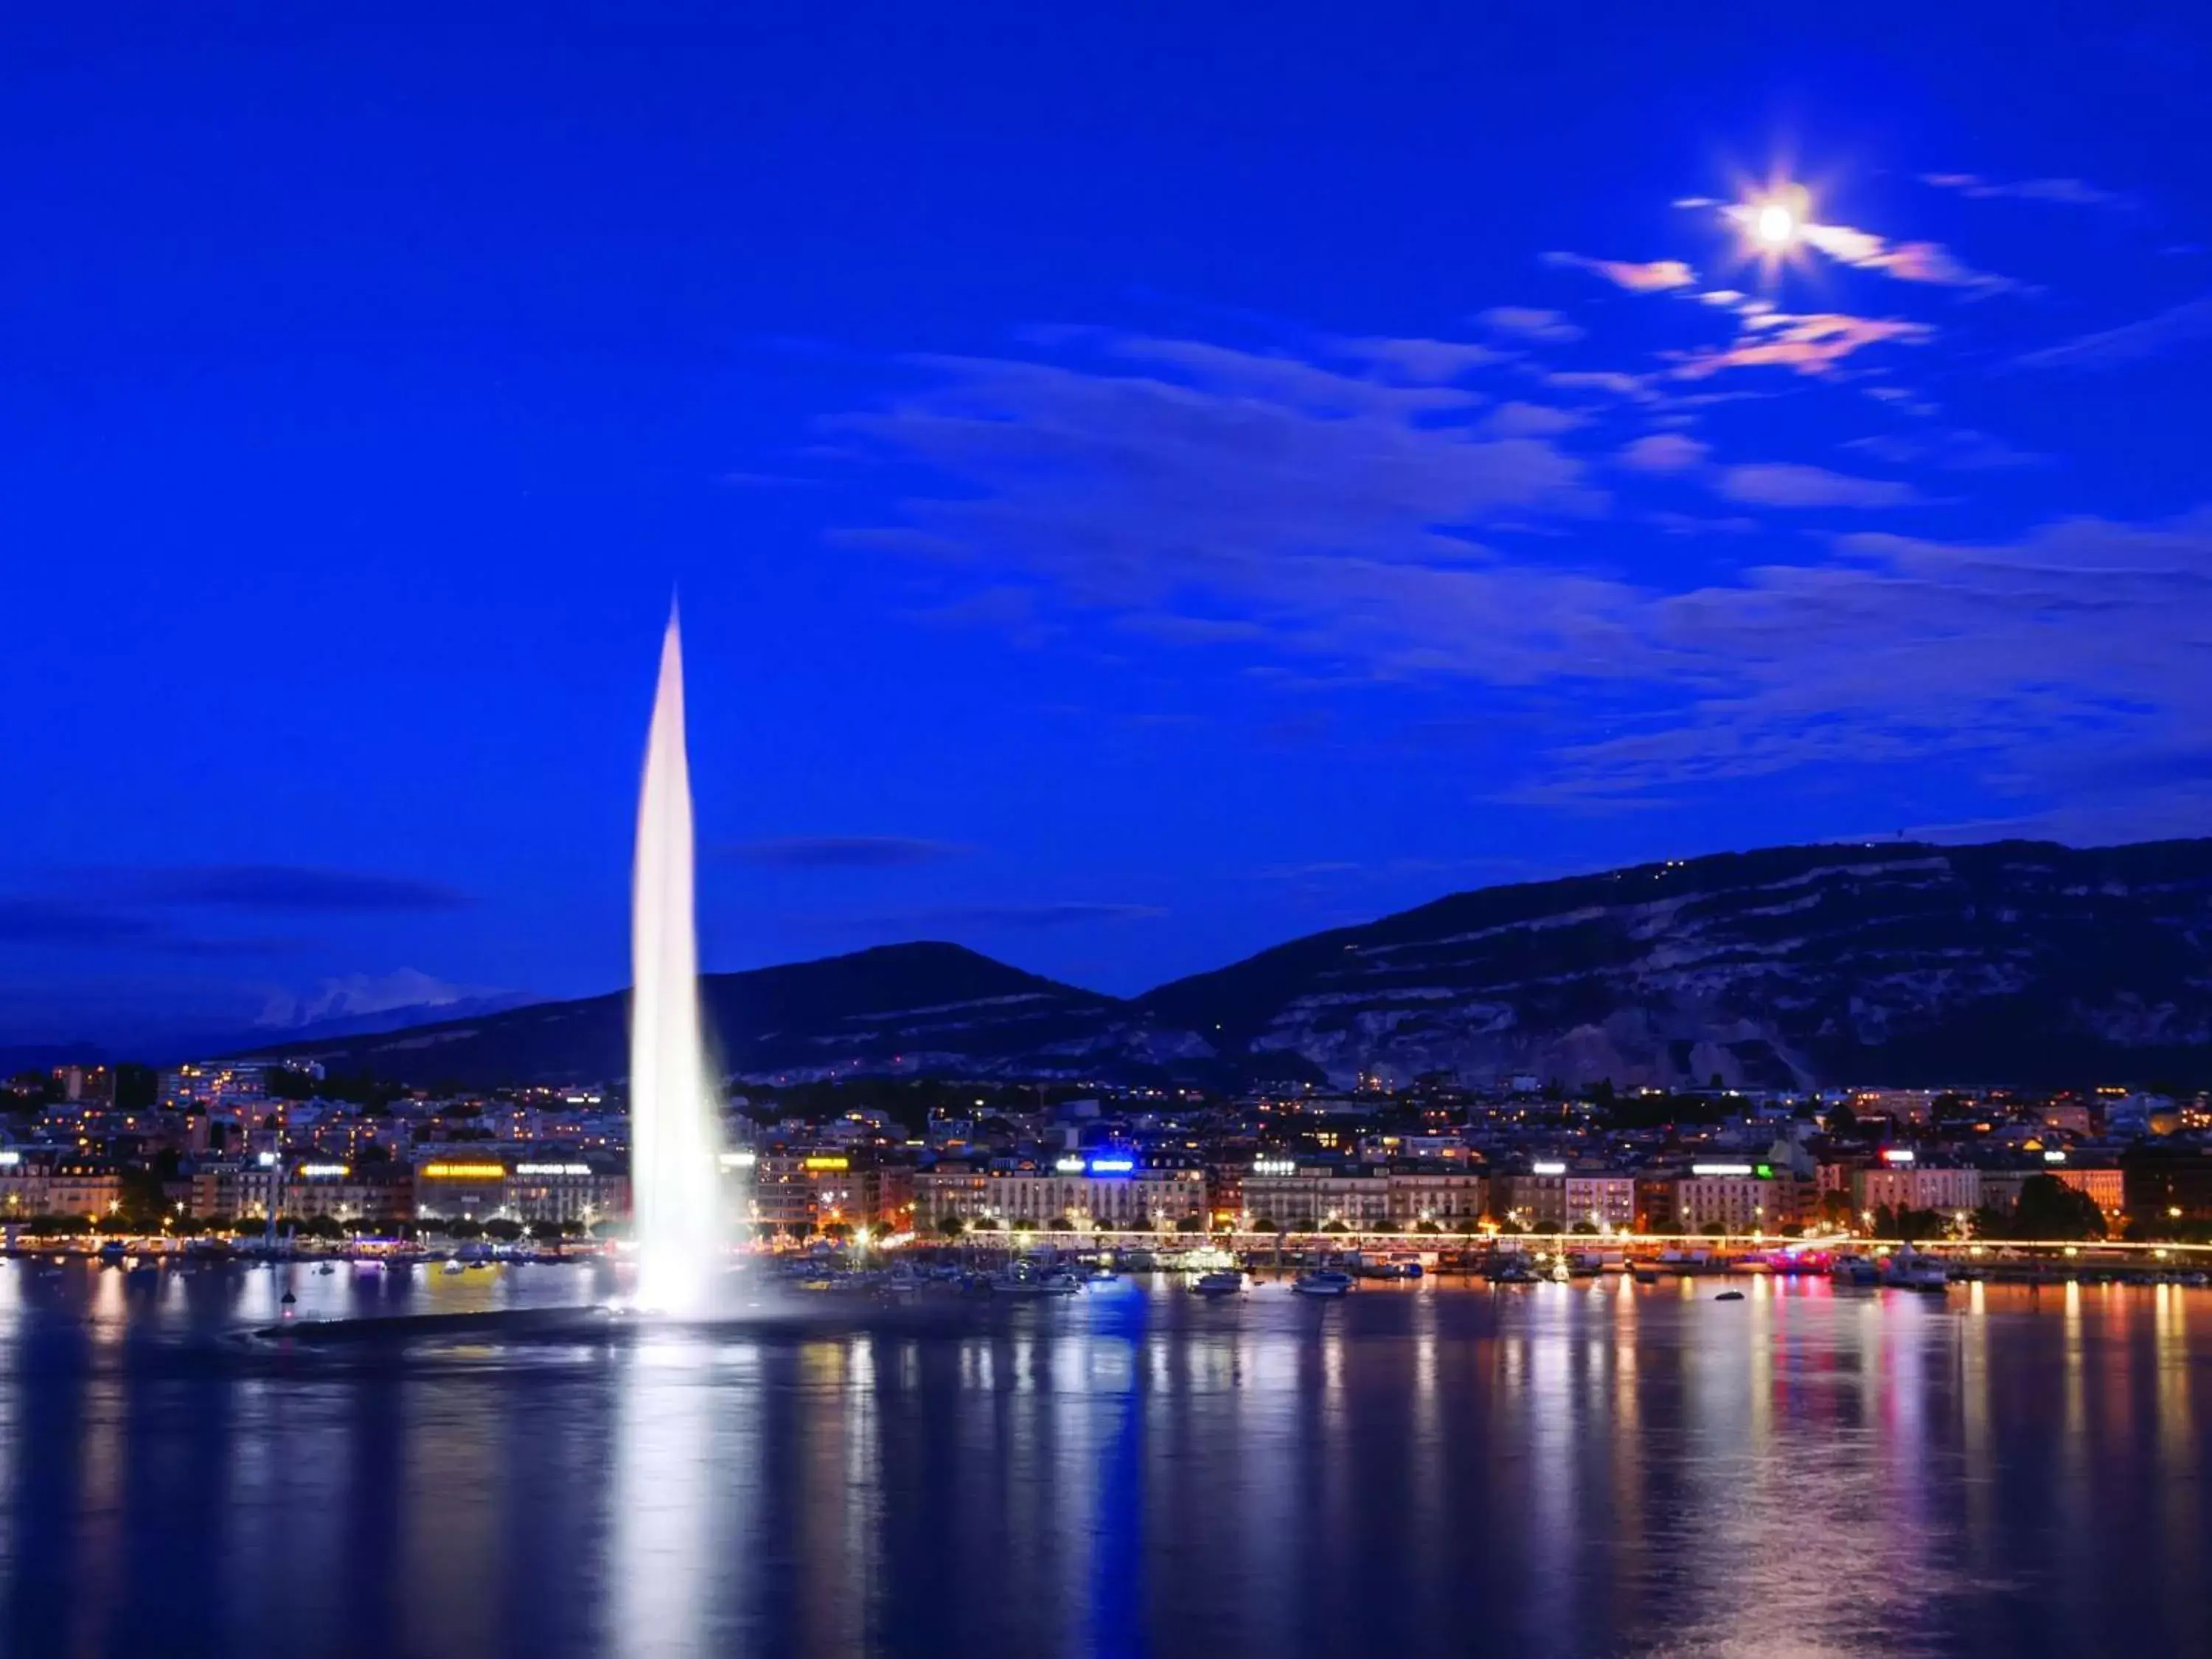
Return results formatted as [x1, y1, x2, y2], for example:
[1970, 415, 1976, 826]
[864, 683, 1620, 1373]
[1324, 336, 1503, 386]
[1481, 401, 1586, 437]
[1541, 369, 1661, 403]
[0, 896, 307, 958]
[1541, 251, 1697, 293]
[1843, 428, 2044, 470]
[725, 835, 971, 869]
[1796, 220, 2031, 297]
[101, 866, 471, 913]
[1526, 510, 2212, 804]
[1618, 433, 1709, 473]
[1475, 305, 1586, 344]
[1714, 463, 1921, 509]
[861, 901, 1166, 931]
[840, 335, 1610, 679]
[1921, 173, 2138, 212]
[2012, 294, 2212, 370]
[1670, 313, 1932, 379]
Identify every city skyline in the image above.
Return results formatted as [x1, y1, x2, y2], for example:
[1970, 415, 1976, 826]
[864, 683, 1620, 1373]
[8, 5, 2211, 1050]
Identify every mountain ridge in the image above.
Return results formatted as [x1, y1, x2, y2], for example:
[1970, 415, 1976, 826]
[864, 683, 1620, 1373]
[226, 837, 2212, 1089]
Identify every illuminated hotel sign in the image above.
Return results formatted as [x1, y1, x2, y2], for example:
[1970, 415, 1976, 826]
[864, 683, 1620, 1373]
[1252, 1158, 1296, 1176]
[296, 1164, 349, 1178]
[1531, 1161, 1568, 1176]
[1879, 1149, 1916, 1165]
[2042, 1150, 2068, 1164]
[1054, 1156, 1086, 1173]
[514, 1164, 591, 1177]
[1087, 1157, 1135, 1175]
[420, 1163, 507, 1180]
[1691, 1163, 1754, 1176]
[0, 1151, 20, 1167]
[803, 1155, 850, 1171]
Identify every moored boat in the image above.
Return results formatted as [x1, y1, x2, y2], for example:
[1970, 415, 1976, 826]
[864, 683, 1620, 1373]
[1292, 1269, 1354, 1297]
[1882, 1247, 1950, 1293]
[986, 1262, 1082, 1297]
[1192, 1269, 1245, 1297]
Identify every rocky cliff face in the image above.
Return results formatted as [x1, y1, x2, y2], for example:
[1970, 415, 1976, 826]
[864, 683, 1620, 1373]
[1136, 840, 2212, 1088]
[242, 839, 2212, 1089]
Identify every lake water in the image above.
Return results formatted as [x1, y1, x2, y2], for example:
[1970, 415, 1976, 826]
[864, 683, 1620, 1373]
[0, 1260, 2205, 1658]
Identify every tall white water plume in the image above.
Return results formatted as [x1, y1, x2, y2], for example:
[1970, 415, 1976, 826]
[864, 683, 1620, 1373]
[629, 605, 727, 1314]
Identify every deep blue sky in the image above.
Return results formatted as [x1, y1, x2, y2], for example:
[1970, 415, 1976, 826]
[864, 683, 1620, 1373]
[7, 3, 2211, 1050]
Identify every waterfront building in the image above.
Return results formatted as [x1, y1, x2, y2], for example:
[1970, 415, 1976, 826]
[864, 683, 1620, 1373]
[283, 1162, 414, 1226]
[2121, 1147, 2212, 1229]
[1850, 1161, 1981, 1218]
[751, 1150, 912, 1234]
[502, 1161, 628, 1226]
[1241, 1165, 1394, 1231]
[0, 1150, 124, 1221]
[1381, 1169, 1487, 1229]
[915, 1158, 1206, 1231]
[188, 1157, 283, 1220]
[1563, 1174, 1638, 1232]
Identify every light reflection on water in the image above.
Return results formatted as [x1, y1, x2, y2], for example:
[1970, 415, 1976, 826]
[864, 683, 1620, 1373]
[0, 1263, 2207, 1658]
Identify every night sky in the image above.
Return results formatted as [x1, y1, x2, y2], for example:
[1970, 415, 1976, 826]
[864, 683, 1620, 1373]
[7, 4, 2210, 1051]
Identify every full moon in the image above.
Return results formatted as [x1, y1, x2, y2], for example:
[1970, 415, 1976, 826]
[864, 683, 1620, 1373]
[1754, 202, 1797, 246]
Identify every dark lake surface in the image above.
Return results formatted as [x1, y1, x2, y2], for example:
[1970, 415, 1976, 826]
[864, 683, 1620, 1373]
[0, 1260, 2205, 1658]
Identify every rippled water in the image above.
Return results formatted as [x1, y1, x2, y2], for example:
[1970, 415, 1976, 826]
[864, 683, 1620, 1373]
[0, 1261, 2205, 1658]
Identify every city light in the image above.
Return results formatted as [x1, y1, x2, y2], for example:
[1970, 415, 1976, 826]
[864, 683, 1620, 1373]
[296, 1163, 350, 1178]
[515, 1163, 592, 1176]
[804, 1155, 851, 1171]
[1880, 1149, 1916, 1164]
[719, 1150, 757, 1169]
[420, 1162, 507, 1180]
[1054, 1155, 1086, 1173]
[1088, 1158, 1135, 1175]
[1691, 1163, 1753, 1177]
[1531, 1161, 1567, 1176]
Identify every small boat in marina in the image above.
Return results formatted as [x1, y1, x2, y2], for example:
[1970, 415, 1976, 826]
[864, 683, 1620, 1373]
[1292, 1269, 1354, 1298]
[1355, 1253, 1422, 1281]
[1191, 1269, 1245, 1297]
[1831, 1253, 1881, 1287]
[986, 1262, 1082, 1297]
[1881, 1247, 1950, 1293]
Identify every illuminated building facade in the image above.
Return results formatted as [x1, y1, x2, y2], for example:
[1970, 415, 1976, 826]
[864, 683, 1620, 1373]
[914, 1160, 1204, 1230]
[1851, 1163, 1981, 1217]
[0, 1152, 123, 1220]
[751, 1150, 912, 1233]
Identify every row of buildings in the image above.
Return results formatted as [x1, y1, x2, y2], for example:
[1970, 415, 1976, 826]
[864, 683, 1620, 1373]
[8, 1060, 2210, 1240]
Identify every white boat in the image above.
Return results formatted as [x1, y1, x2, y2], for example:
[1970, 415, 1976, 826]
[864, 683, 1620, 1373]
[1191, 1270, 1244, 1297]
[985, 1262, 1081, 1297]
[1881, 1248, 1950, 1292]
[442, 1261, 467, 1276]
[1292, 1270, 1354, 1297]
[1831, 1253, 1881, 1287]
[1354, 1253, 1422, 1281]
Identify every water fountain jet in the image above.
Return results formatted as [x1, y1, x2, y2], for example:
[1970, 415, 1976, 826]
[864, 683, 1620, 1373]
[628, 604, 729, 1314]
